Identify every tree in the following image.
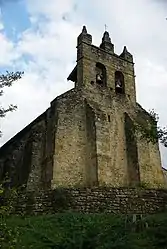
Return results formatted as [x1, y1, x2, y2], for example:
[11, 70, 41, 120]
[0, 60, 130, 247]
[0, 70, 23, 248]
[0, 71, 24, 137]
[149, 109, 167, 147]
[135, 108, 167, 148]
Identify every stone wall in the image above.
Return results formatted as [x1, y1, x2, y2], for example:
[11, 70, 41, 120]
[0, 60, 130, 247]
[52, 89, 88, 188]
[0, 111, 48, 191]
[10, 187, 167, 215]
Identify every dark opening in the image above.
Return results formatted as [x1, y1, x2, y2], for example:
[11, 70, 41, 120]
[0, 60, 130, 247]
[108, 115, 111, 122]
[95, 62, 107, 87]
[115, 71, 125, 94]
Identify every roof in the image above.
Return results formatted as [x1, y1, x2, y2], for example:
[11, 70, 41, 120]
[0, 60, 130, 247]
[67, 65, 77, 82]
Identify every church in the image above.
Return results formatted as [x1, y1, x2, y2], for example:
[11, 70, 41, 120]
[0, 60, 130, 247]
[0, 26, 166, 191]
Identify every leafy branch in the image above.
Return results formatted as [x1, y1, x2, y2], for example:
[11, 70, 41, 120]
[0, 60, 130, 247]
[0, 70, 23, 137]
[135, 109, 167, 147]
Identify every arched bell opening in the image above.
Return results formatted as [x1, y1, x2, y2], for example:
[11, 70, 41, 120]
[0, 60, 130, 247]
[95, 62, 107, 87]
[115, 71, 125, 94]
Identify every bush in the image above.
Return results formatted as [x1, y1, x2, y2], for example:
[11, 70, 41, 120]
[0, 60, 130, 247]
[0, 183, 20, 249]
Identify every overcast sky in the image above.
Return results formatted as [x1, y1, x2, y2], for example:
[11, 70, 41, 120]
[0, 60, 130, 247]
[0, 0, 167, 168]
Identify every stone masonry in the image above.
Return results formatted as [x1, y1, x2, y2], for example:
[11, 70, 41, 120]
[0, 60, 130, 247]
[9, 187, 167, 215]
[0, 26, 166, 191]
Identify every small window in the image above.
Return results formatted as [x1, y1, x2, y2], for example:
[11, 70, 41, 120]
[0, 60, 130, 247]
[115, 71, 125, 94]
[108, 115, 111, 122]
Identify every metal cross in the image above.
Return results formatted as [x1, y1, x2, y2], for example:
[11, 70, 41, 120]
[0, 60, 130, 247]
[104, 24, 107, 32]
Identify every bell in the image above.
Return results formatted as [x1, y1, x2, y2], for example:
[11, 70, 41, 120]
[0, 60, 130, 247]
[97, 74, 102, 81]
[116, 83, 121, 88]
[116, 80, 122, 88]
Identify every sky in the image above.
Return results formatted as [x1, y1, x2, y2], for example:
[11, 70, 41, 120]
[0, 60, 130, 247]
[0, 0, 167, 168]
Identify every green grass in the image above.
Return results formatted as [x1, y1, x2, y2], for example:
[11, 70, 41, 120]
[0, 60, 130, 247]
[2, 212, 167, 248]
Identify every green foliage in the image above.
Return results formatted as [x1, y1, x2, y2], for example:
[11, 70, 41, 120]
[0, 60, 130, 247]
[0, 217, 19, 249]
[135, 109, 167, 147]
[0, 71, 23, 91]
[0, 70, 23, 136]
[5, 213, 129, 249]
[145, 212, 167, 248]
[149, 109, 167, 147]
[0, 181, 20, 249]
[1, 212, 167, 249]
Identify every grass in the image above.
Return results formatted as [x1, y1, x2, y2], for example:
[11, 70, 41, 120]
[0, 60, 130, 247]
[2, 212, 167, 248]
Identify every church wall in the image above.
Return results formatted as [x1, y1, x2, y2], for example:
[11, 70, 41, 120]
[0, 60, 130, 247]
[52, 89, 88, 188]
[82, 87, 129, 187]
[1, 91, 165, 190]
[95, 102, 128, 187]
[135, 105, 166, 188]
[26, 117, 47, 191]
[0, 132, 31, 188]
[0, 112, 47, 191]
[137, 131, 166, 189]
[148, 142, 166, 187]
[85, 100, 98, 186]
[51, 87, 129, 188]
[124, 112, 140, 186]
[82, 85, 166, 188]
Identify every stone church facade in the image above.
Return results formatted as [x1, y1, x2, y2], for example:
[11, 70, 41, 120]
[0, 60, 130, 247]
[0, 26, 166, 191]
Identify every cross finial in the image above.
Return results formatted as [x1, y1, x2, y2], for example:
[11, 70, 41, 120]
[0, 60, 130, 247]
[104, 24, 107, 32]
